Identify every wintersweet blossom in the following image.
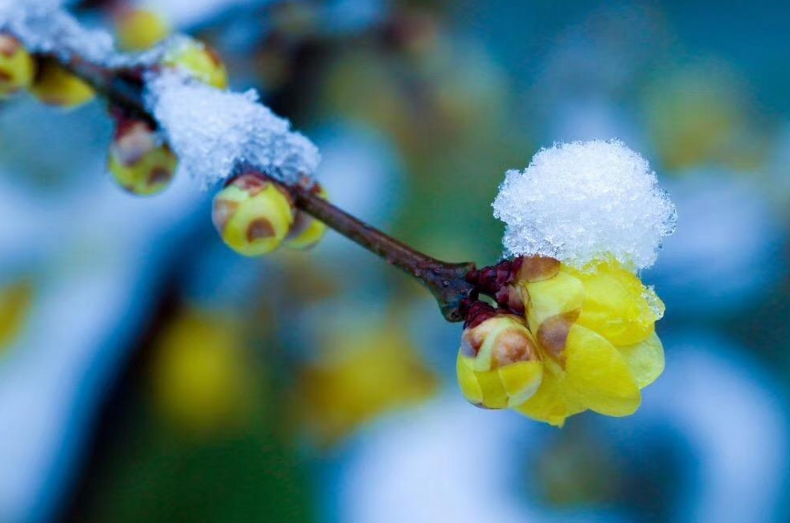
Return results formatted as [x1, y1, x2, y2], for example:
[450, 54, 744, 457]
[458, 256, 665, 426]
[460, 140, 674, 426]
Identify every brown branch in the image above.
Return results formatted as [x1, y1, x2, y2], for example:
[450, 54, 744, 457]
[50, 50, 478, 322]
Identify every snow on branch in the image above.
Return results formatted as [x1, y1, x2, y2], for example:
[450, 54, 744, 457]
[0, 0, 321, 187]
[146, 72, 320, 187]
[493, 140, 677, 271]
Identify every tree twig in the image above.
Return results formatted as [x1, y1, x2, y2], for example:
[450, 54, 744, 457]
[50, 51, 479, 322]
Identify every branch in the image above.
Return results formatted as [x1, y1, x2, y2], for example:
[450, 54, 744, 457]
[53, 51, 478, 322]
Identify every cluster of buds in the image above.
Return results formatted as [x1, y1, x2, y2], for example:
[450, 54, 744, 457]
[459, 256, 666, 426]
[106, 10, 228, 196]
[2, 9, 327, 254]
[212, 172, 328, 256]
[0, 34, 95, 108]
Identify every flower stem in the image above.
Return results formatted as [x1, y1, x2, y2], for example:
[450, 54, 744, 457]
[48, 52, 478, 322]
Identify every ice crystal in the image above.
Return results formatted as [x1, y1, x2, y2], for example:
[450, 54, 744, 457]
[0, 0, 170, 66]
[146, 71, 320, 187]
[493, 140, 677, 270]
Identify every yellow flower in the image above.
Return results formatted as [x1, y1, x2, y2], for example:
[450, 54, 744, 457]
[457, 256, 665, 427]
[295, 320, 438, 447]
[152, 309, 259, 436]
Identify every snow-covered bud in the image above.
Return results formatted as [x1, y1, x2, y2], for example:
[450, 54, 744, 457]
[212, 173, 295, 256]
[115, 8, 171, 51]
[29, 59, 95, 109]
[108, 117, 178, 196]
[456, 304, 543, 410]
[164, 38, 228, 90]
[0, 34, 35, 98]
[285, 181, 328, 250]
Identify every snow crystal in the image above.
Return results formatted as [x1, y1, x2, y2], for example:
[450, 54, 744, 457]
[493, 140, 676, 271]
[146, 71, 320, 187]
[0, 0, 115, 63]
[0, 0, 173, 67]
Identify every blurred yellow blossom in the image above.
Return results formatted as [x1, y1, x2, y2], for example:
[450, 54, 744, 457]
[151, 309, 260, 436]
[0, 281, 33, 355]
[295, 319, 438, 447]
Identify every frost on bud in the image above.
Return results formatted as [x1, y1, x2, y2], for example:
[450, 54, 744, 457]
[212, 173, 295, 256]
[285, 181, 328, 250]
[29, 59, 96, 109]
[456, 306, 543, 410]
[108, 116, 178, 196]
[0, 34, 35, 98]
[115, 9, 171, 51]
[163, 39, 228, 90]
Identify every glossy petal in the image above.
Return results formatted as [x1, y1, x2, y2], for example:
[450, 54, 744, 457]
[618, 332, 665, 388]
[499, 361, 543, 407]
[515, 366, 585, 427]
[564, 324, 641, 416]
[566, 261, 662, 346]
[456, 355, 483, 405]
[522, 271, 584, 333]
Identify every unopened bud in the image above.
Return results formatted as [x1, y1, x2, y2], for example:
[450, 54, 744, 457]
[29, 59, 95, 109]
[0, 34, 35, 98]
[115, 8, 171, 51]
[108, 117, 178, 196]
[456, 312, 543, 409]
[164, 38, 228, 90]
[212, 173, 295, 256]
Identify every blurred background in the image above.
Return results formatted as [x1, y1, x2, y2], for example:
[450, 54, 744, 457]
[1, 0, 789, 521]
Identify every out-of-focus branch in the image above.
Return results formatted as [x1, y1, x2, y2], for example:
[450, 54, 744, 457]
[49, 49, 478, 322]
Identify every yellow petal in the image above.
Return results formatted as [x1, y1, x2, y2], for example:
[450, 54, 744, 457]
[456, 354, 483, 405]
[618, 332, 665, 389]
[564, 324, 641, 416]
[566, 261, 662, 346]
[499, 360, 543, 407]
[475, 368, 509, 409]
[523, 271, 584, 332]
[515, 367, 585, 427]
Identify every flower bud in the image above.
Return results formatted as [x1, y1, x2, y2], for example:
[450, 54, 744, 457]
[456, 311, 543, 409]
[115, 8, 170, 51]
[163, 38, 228, 90]
[285, 182, 328, 250]
[0, 34, 35, 98]
[212, 173, 295, 256]
[29, 59, 95, 109]
[108, 118, 178, 196]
